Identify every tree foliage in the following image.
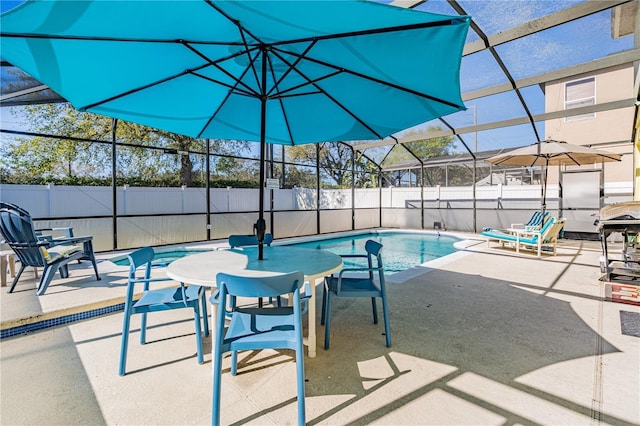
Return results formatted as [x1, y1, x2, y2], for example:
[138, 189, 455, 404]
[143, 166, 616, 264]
[382, 126, 458, 186]
[286, 143, 377, 188]
[2, 104, 253, 186]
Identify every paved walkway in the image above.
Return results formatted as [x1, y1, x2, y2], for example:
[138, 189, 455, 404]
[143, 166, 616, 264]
[1, 235, 638, 425]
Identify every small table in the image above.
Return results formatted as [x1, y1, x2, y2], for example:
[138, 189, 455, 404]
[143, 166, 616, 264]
[166, 246, 342, 358]
[0, 249, 17, 287]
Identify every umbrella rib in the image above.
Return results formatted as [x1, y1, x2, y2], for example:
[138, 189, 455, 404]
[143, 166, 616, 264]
[181, 41, 261, 97]
[0, 32, 250, 46]
[201, 0, 465, 49]
[276, 47, 463, 110]
[269, 49, 383, 141]
[79, 66, 207, 111]
[263, 52, 296, 144]
[189, 71, 256, 98]
[270, 72, 342, 99]
[196, 87, 236, 139]
[203, 0, 265, 48]
[265, 40, 317, 98]
[556, 153, 581, 166]
[272, 19, 468, 48]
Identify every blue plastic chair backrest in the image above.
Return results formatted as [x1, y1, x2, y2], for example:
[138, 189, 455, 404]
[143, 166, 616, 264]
[364, 239, 384, 280]
[0, 202, 30, 217]
[0, 207, 47, 267]
[228, 233, 273, 248]
[216, 270, 303, 299]
[126, 246, 155, 283]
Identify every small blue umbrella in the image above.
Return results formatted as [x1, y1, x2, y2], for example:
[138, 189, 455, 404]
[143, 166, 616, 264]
[1, 0, 470, 259]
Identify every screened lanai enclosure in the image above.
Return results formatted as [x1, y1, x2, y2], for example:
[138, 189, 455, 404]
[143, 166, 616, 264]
[1, 0, 639, 250]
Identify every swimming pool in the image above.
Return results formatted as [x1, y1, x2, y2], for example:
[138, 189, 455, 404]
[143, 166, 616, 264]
[109, 247, 213, 267]
[283, 231, 460, 274]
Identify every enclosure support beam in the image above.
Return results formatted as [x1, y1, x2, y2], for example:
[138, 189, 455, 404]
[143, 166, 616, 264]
[111, 118, 118, 250]
[349, 144, 356, 230]
[316, 144, 321, 235]
[398, 140, 425, 229]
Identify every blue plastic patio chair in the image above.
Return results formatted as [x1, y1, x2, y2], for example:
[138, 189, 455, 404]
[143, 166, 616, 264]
[228, 233, 273, 248]
[321, 239, 391, 349]
[228, 233, 280, 308]
[119, 246, 209, 376]
[0, 204, 100, 295]
[211, 271, 306, 426]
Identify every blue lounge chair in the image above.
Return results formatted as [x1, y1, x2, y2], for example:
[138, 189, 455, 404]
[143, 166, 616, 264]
[482, 217, 566, 257]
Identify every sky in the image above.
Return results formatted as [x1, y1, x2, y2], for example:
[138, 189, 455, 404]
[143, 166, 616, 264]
[0, 0, 635, 157]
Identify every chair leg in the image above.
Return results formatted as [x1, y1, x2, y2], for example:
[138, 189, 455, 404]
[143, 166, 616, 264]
[324, 292, 333, 349]
[36, 264, 59, 296]
[201, 292, 210, 337]
[119, 309, 132, 376]
[140, 313, 148, 344]
[87, 251, 101, 280]
[381, 296, 391, 348]
[58, 264, 69, 279]
[231, 351, 238, 376]
[295, 327, 306, 426]
[193, 305, 204, 364]
[371, 297, 378, 324]
[8, 264, 26, 293]
[320, 281, 327, 326]
[212, 347, 224, 426]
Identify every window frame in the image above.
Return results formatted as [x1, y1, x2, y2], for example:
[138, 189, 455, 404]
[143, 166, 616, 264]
[564, 76, 596, 122]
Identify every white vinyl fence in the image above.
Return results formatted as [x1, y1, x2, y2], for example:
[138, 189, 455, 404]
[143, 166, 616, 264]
[1, 182, 632, 251]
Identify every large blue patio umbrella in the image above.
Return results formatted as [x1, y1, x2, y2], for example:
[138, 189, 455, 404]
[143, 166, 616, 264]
[1, 1, 470, 259]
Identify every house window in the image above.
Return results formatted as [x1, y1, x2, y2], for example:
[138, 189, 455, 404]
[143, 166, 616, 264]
[564, 77, 595, 122]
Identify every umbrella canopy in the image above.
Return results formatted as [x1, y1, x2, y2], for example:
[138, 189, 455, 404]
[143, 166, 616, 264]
[487, 139, 621, 216]
[486, 139, 622, 167]
[0, 1, 470, 144]
[1, 0, 471, 258]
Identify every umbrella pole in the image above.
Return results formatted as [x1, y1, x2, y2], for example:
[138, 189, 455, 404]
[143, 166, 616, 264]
[541, 160, 548, 219]
[255, 48, 268, 261]
[256, 140, 266, 260]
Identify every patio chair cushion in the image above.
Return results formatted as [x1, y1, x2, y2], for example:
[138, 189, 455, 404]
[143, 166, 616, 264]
[41, 244, 81, 264]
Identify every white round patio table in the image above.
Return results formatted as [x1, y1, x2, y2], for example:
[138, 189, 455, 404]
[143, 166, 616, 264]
[166, 246, 342, 358]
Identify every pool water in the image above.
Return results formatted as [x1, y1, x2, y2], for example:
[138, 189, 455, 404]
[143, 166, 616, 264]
[109, 248, 213, 267]
[284, 231, 459, 274]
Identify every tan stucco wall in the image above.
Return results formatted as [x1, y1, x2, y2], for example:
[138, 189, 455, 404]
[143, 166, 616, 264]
[545, 63, 635, 184]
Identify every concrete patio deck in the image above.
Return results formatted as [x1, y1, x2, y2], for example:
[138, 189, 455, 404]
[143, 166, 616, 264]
[1, 234, 638, 425]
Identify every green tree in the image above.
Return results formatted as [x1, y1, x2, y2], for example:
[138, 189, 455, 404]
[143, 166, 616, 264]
[382, 126, 456, 186]
[287, 143, 375, 188]
[3, 104, 252, 186]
